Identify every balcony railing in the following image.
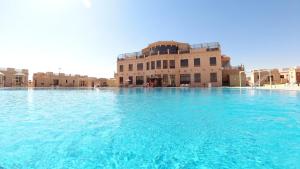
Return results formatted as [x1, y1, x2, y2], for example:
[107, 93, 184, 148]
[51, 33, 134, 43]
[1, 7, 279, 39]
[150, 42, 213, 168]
[223, 65, 245, 71]
[117, 42, 220, 60]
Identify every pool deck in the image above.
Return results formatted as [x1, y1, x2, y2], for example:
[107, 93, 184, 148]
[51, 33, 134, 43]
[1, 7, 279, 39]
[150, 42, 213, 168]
[231, 85, 300, 91]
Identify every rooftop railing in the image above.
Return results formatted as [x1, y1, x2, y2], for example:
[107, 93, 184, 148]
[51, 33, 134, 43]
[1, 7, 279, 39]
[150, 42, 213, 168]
[223, 65, 244, 71]
[117, 42, 220, 60]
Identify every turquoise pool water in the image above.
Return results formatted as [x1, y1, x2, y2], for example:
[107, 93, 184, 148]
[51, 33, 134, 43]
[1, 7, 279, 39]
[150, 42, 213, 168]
[0, 88, 300, 169]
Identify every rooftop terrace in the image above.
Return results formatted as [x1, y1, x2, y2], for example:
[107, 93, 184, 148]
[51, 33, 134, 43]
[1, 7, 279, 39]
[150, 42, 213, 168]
[118, 42, 220, 61]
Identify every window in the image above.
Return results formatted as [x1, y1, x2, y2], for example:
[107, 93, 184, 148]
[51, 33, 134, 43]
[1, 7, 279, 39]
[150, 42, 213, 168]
[66, 80, 68, 83]
[210, 73, 217, 82]
[128, 76, 133, 84]
[194, 58, 200, 67]
[180, 59, 188, 68]
[146, 62, 150, 70]
[156, 60, 161, 69]
[119, 77, 123, 84]
[151, 61, 155, 70]
[128, 64, 133, 71]
[163, 60, 168, 69]
[137, 63, 143, 71]
[170, 75, 176, 86]
[16, 76, 22, 85]
[194, 73, 201, 82]
[169, 60, 175, 69]
[163, 74, 168, 84]
[136, 76, 144, 85]
[119, 65, 124, 72]
[210, 57, 217, 66]
[280, 75, 284, 79]
[180, 74, 191, 84]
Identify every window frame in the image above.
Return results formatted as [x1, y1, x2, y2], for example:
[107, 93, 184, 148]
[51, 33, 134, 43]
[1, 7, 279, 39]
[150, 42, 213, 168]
[210, 57, 217, 66]
[194, 58, 201, 67]
[180, 59, 189, 68]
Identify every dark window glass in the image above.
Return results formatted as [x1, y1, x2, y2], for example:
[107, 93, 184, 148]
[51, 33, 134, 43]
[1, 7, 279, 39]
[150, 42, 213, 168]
[151, 61, 155, 69]
[210, 57, 217, 66]
[210, 73, 217, 82]
[128, 76, 133, 84]
[194, 73, 201, 82]
[119, 77, 123, 84]
[136, 76, 144, 85]
[180, 74, 191, 84]
[180, 59, 188, 68]
[146, 62, 150, 70]
[150, 45, 178, 55]
[163, 60, 168, 69]
[128, 64, 133, 71]
[169, 60, 175, 69]
[194, 58, 200, 67]
[119, 65, 123, 72]
[156, 60, 161, 69]
[137, 63, 143, 71]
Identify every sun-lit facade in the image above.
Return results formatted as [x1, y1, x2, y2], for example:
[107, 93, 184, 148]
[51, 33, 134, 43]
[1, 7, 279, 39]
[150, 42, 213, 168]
[288, 67, 300, 85]
[116, 41, 244, 87]
[33, 72, 105, 87]
[0, 68, 29, 87]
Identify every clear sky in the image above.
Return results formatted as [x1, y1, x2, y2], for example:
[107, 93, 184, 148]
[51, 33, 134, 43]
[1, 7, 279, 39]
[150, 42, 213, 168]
[0, 0, 299, 78]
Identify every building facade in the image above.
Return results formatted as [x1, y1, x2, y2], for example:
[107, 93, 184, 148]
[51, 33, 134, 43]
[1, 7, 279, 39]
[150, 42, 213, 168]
[33, 72, 100, 87]
[250, 69, 281, 86]
[288, 67, 300, 84]
[0, 72, 4, 87]
[221, 55, 246, 87]
[0, 68, 29, 87]
[116, 41, 230, 87]
[279, 68, 290, 84]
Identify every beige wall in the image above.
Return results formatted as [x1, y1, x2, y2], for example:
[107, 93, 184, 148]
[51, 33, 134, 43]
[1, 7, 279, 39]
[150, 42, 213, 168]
[116, 41, 223, 87]
[0, 68, 29, 87]
[0, 73, 4, 87]
[289, 67, 300, 84]
[250, 69, 281, 86]
[33, 72, 99, 87]
[222, 68, 246, 87]
[106, 78, 117, 87]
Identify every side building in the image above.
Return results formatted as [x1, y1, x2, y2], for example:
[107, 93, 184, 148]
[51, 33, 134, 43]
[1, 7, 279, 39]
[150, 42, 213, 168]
[221, 55, 246, 87]
[288, 67, 300, 85]
[0, 68, 29, 87]
[33, 72, 101, 87]
[116, 41, 241, 87]
[250, 69, 281, 86]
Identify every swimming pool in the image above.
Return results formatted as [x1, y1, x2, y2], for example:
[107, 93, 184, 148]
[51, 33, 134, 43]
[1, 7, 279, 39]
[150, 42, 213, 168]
[0, 88, 299, 168]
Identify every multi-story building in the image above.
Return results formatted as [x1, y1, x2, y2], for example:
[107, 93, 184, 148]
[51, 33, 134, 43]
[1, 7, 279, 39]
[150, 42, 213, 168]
[33, 72, 100, 87]
[116, 41, 235, 87]
[0, 68, 29, 87]
[288, 67, 300, 85]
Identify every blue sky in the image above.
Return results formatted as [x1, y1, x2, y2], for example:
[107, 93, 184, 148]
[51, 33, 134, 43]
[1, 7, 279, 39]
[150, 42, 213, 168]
[0, 0, 299, 78]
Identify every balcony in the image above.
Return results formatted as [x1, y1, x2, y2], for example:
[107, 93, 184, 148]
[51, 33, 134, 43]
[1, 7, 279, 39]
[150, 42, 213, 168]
[117, 42, 220, 61]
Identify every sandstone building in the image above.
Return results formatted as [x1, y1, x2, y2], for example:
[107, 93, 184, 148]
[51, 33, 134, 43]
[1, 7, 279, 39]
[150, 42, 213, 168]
[0, 68, 29, 87]
[116, 41, 245, 87]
